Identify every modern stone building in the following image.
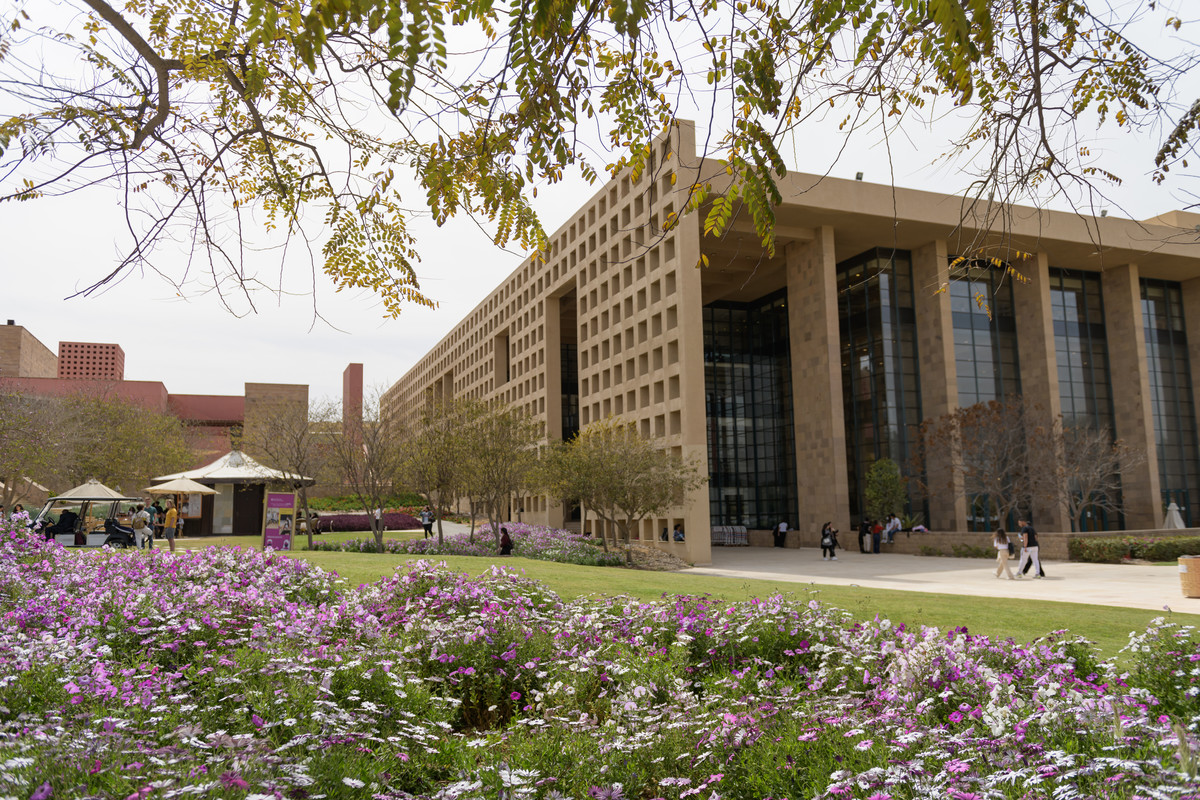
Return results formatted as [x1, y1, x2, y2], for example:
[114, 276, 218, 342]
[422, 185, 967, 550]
[57, 341, 125, 380]
[384, 121, 1200, 565]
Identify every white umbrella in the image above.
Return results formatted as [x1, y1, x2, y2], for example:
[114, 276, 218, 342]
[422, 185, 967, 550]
[54, 479, 139, 501]
[144, 478, 219, 496]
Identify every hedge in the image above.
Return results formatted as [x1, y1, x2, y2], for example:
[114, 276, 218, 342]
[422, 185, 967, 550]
[1068, 534, 1200, 563]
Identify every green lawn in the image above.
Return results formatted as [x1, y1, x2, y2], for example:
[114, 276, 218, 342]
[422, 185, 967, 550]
[177, 534, 1193, 658]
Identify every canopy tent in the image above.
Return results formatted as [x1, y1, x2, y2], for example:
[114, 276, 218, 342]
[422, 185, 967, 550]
[52, 479, 141, 502]
[152, 450, 314, 486]
[144, 478, 219, 496]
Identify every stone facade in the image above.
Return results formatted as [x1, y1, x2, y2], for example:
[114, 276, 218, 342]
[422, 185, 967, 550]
[0, 322, 57, 379]
[385, 121, 1200, 564]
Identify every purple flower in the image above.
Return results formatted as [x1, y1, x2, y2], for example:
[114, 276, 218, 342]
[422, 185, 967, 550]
[30, 783, 53, 800]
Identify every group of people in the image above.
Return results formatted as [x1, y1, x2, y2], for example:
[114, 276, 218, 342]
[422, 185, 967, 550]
[128, 499, 180, 552]
[991, 519, 1044, 580]
[857, 513, 914, 554]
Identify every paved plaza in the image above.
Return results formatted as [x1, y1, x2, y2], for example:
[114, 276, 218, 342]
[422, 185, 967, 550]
[688, 546, 1193, 613]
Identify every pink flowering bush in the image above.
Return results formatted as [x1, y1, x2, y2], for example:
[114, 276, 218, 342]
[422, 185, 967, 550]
[314, 510, 422, 532]
[311, 523, 624, 566]
[0, 515, 1197, 799]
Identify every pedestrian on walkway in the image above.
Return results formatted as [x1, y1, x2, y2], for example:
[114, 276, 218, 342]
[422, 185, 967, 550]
[871, 519, 883, 554]
[419, 506, 434, 539]
[1015, 519, 1042, 579]
[820, 522, 839, 560]
[858, 519, 870, 553]
[131, 504, 152, 550]
[772, 520, 789, 548]
[161, 500, 178, 553]
[993, 528, 1014, 579]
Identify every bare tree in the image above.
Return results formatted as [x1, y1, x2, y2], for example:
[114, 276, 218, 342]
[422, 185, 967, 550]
[915, 398, 1054, 529]
[242, 399, 329, 549]
[400, 398, 475, 546]
[1050, 425, 1146, 532]
[318, 393, 405, 548]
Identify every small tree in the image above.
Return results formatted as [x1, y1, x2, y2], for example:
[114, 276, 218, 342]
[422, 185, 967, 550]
[401, 398, 474, 545]
[0, 393, 58, 507]
[534, 437, 604, 551]
[567, 419, 706, 564]
[319, 393, 405, 548]
[915, 398, 1054, 528]
[1052, 425, 1145, 532]
[461, 401, 540, 547]
[242, 399, 329, 549]
[863, 458, 907, 522]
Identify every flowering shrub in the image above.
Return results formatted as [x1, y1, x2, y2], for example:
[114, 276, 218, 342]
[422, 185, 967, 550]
[0, 515, 1197, 799]
[315, 510, 421, 532]
[310, 524, 624, 567]
[1070, 534, 1200, 563]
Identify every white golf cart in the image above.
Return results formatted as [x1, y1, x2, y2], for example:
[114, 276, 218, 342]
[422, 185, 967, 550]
[31, 480, 142, 549]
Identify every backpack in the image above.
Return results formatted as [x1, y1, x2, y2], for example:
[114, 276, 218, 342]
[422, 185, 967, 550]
[821, 534, 833, 547]
[132, 513, 147, 531]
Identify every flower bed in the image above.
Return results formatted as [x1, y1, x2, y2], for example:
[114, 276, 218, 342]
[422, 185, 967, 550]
[310, 523, 624, 566]
[1, 520, 1198, 799]
[1069, 534, 1200, 563]
[314, 510, 421, 532]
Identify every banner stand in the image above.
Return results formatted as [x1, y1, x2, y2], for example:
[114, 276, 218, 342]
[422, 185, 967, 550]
[263, 491, 296, 551]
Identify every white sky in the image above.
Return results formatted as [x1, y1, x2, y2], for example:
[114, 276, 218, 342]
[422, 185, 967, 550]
[3, 5, 1199, 405]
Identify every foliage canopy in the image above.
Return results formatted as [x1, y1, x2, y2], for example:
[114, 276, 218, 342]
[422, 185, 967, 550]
[2, 0, 1196, 312]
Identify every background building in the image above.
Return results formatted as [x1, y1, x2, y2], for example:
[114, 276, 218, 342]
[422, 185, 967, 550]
[57, 341, 125, 380]
[385, 121, 1200, 565]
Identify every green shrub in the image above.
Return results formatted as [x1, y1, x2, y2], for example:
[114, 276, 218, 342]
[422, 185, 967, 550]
[950, 543, 993, 559]
[1069, 534, 1200, 563]
[308, 492, 425, 511]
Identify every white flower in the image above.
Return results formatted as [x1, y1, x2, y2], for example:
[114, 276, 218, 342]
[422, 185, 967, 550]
[342, 777, 366, 788]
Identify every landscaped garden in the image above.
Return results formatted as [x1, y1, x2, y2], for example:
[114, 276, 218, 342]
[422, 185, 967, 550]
[3, 520, 1199, 799]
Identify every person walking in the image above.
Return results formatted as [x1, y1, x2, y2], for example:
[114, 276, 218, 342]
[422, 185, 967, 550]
[993, 528, 1015, 579]
[161, 500, 178, 553]
[131, 504, 152, 550]
[820, 522, 839, 561]
[858, 519, 870, 553]
[419, 506, 434, 539]
[1015, 518, 1042, 579]
[773, 520, 789, 548]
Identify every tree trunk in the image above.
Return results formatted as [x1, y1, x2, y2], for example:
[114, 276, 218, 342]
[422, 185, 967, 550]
[468, 499, 477, 541]
[299, 486, 313, 550]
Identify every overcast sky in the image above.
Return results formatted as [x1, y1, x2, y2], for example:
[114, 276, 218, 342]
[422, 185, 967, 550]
[4, 8, 1199, 407]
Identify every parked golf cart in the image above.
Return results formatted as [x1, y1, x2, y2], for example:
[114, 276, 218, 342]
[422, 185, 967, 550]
[31, 480, 142, 548]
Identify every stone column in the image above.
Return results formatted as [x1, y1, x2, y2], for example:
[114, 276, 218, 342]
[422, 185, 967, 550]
[787, 226, 851, 533]
[911, 240, 967, 531]
[1181, 279, 1200, 465]
[1013, 253, 1070, 532]
[1102, 263, 1161, 529]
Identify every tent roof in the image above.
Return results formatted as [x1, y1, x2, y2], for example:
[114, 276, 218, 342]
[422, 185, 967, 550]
[52, 479, 141, 502]
[144, 477, 219, 495]
[153, 450, 314, 486]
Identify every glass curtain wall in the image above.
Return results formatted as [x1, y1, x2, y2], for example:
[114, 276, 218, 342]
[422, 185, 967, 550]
[837, 249, 923, 525]
[703, 291, 798, 530]
[1141, 279, 1200, 524]
[950, 259, 1021, 406]
[1049, 269, 1119, 530]
[949, 258, 1022, 530]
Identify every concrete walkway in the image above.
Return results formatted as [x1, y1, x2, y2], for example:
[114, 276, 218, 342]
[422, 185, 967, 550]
[686, 545, 1196, 613]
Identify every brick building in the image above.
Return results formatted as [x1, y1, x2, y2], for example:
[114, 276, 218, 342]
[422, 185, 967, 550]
[57, 341, 125, 380]
[384, 121, 1200, 565]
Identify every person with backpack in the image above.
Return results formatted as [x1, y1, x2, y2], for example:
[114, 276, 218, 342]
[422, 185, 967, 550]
[131, 504, 153, 549]
[820, 522, 839, 560]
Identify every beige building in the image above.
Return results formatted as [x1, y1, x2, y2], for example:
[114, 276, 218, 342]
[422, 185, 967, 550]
[384, 121, 1200, 565]
[0, 320, 58, 378]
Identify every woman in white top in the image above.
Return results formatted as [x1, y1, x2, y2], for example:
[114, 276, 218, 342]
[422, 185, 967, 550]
[993, 528, 1014, 580]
